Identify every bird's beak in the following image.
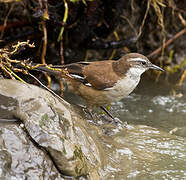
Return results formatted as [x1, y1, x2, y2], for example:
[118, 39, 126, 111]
[150, 64, 164, 72]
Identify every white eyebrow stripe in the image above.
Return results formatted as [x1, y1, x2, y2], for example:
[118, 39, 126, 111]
[130, 58, 146, 62]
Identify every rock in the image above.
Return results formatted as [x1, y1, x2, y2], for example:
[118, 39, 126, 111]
[0, 79, 101, 179]
[0, 124, 62, 179]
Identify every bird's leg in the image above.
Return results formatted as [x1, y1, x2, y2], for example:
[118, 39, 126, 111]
[83, 107, 94, 120]
[100, 106, 122, 124]
[100, 106, 114, 119]
[83, 107, 100, 124]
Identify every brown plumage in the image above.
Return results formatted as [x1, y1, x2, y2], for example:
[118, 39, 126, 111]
[35, 53, 163, 107]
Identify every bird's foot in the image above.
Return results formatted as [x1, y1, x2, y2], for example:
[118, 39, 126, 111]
[113, 117, 122, 125]
[100, 106, 126, 127]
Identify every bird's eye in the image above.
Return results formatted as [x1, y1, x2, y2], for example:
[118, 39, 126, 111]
[141, 61, 146, 65]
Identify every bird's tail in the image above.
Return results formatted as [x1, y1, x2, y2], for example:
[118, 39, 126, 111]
[32, 65, 65, 76]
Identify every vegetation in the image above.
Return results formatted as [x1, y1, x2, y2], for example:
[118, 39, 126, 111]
[0, 0, 185, 86]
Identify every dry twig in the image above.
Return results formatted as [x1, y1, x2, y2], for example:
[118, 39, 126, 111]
[148, 28, 186, 58]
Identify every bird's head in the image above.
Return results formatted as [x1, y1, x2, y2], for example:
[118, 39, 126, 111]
[123, 53, 164, 77]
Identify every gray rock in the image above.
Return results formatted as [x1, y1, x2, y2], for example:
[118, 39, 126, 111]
[0, 79, 101, 179]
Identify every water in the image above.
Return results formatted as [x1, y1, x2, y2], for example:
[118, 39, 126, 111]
[95, 76, 186, 179]
[112, 77, 186, 132]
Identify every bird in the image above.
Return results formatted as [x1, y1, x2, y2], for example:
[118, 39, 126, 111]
[34, 53, 164, 121]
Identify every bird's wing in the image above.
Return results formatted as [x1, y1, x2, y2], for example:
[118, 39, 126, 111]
[40, 60, 120, 90]
[55, 61, 119, 90]
[82, 61, 119, 90]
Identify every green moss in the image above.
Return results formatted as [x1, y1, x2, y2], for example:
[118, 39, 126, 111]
[73, 146, 88, 176]
[60, 137, 67, 155]
[74, 146, 84, 160]
[39, 113, 50, 127]
[63, 146, 67, 155]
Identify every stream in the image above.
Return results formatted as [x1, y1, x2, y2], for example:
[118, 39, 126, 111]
[0, 75, 185, 179]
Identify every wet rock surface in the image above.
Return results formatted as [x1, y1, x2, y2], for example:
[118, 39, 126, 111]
[0, 79, 101, 179]
[0, 79, 186, 179]
[0, 124, 62, 179]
